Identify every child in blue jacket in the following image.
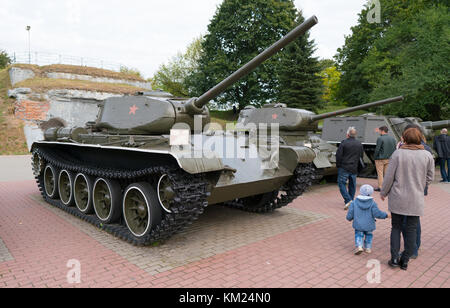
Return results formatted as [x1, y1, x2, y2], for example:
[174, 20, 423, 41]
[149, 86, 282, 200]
[346, 184, 389, 255]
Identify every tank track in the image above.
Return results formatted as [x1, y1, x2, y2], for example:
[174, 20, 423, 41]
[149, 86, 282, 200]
[312, 166, 325, 184]
[32, 146, 209, 246]
[223, 163, 315, 213]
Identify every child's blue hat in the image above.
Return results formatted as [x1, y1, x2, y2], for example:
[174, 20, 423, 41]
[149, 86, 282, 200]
[360, 184, 374, 197]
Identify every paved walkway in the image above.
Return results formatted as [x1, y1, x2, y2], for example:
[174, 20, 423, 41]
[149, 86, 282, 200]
[0, 156, 449, 288]
[0, 155, 34, 182]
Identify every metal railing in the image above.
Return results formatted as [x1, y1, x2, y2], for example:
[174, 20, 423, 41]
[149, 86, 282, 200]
[8, 51, 126, 72]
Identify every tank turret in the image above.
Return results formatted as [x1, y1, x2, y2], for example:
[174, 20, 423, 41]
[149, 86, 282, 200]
[388, 118, 450, 141]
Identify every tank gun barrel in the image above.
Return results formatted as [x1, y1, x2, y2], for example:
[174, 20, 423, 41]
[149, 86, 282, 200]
[309, 96, 404, 123]
[421, 120, 450, 131]
[186, 16, 319, 113]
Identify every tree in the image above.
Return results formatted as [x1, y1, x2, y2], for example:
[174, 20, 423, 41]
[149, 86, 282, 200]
[0, 50, 11, 69]
[318, 65, 341, 104]
[153, 36, 203, 97]
[277, 12, 324, 112]
[364, 6, 449, 120]
[335, 0, 443, 107]
[317, 59, 336, 72]
[186, 0, 301, 110]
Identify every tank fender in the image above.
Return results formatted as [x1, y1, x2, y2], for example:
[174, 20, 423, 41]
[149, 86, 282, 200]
[31, 141, 226, 175]
[279, 146, 316, 171]
[312, 151, 333, 169]
[176, 155, 225, 174]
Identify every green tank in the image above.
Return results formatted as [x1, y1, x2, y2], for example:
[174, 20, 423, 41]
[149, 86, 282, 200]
[30, 16, 402, 246]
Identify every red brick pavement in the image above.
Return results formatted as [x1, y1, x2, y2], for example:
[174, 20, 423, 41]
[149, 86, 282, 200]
[0, 179, 449, 288]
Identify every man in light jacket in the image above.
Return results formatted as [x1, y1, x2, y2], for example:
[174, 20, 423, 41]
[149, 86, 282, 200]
[374, 126, 397, 191]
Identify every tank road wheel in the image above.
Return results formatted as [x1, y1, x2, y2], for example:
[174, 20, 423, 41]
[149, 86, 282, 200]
[157, 174, 177, 213]
[123, 183, 162, 238]
[74, 173, 94, 214]
[93, 178, 122, 224]
[44, 164, 59, 199]
[32, 152, 45, 177]
[58, 170, 75, 206]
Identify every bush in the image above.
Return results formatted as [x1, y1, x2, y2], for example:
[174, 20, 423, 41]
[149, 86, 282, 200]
[119, 65, 143, 79]
[0, 50, 11, 69]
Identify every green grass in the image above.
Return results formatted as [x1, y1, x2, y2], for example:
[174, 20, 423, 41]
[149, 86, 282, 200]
[15, 77, 146, 95]
[0, 67, 29, 155]
[12, 63, 145, 82]
[0, 67, 9, 94]
[0, 68, 10, 124]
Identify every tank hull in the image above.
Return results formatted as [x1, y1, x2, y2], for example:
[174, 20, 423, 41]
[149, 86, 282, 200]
[33, 133, 315, 205]
[31, 133, 316, 245]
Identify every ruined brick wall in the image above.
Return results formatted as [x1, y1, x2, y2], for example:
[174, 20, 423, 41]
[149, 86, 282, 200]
[14, 100, 50, 121]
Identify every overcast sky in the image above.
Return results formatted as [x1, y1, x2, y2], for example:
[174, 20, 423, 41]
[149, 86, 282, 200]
[1, 0, 368, 78]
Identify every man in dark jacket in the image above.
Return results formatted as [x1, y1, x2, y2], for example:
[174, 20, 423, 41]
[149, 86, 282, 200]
[433, 128, 450, 182]
[336, 127, 364, 209]
[374, 126, 397, 191]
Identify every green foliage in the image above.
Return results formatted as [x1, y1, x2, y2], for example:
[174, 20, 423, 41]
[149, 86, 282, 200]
[277, 13, 324, 112]
[318, 65, 341, 103]
[365, 6, 449, 120]
[0, 50, 11, 69]
[336, 0, 440, 105]
[335, 0, 449, 120]
[152, 36, 203, 97]
[317, 59, 336, 72]
[187, 0, 316, 110]
[119, 66, 143, 79]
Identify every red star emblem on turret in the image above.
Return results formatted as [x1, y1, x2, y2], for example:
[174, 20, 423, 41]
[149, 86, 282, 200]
[272, 114, 278, 120]
[129, 104, 139, 115]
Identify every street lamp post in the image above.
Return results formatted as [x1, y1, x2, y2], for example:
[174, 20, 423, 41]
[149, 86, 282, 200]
[26, 26, 31, 64]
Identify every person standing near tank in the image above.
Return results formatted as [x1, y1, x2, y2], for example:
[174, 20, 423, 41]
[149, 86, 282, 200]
[395, 124, 432, 260]
[373, 126, 397, 192]
[433, 128, 450, 183]
[336, 127, 364, 209]
[380, 128, 434, 270]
